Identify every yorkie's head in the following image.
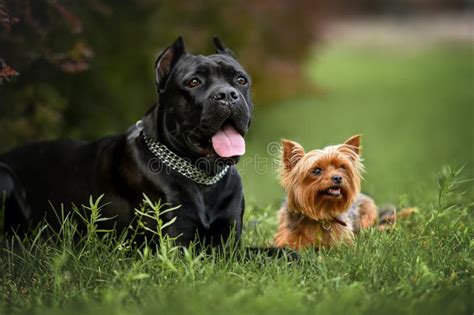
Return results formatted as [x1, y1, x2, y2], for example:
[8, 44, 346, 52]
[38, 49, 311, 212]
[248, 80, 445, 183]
[280, 135, 364, 221]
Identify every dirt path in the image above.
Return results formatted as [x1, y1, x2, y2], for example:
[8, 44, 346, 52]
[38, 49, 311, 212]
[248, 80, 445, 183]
[321, 13, 473, 46]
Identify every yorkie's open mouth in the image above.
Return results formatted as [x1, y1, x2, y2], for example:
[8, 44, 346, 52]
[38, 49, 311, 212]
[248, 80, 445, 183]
[321, 186, 342, 198]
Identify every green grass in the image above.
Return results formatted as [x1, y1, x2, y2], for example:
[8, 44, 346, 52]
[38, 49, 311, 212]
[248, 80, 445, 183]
[0, 166, 472, 315]
[1, 44, 473, 315]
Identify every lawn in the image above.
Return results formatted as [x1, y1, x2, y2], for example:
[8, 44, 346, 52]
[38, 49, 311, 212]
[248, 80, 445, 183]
[1, 43, 473, 315]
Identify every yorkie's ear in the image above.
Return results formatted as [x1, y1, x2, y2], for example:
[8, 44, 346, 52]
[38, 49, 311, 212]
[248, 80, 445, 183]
[343, 135, 361, 155]
[281, 140, 305, 172]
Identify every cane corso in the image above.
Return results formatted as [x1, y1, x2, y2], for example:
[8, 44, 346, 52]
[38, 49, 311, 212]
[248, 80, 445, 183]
[0, 37, 253, 248]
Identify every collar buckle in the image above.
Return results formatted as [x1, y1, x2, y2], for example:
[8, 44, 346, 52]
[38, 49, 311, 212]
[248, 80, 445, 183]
[321, 220, 332, 230]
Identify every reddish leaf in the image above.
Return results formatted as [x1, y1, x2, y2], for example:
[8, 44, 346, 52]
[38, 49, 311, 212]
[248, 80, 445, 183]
[0, 60, 19, 82]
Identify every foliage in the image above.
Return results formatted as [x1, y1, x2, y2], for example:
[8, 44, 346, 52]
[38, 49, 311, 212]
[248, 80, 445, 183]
[0, 0, 322, 150]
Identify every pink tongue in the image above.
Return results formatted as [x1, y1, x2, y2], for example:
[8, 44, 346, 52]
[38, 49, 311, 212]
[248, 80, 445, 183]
[211, 124, 246, 157]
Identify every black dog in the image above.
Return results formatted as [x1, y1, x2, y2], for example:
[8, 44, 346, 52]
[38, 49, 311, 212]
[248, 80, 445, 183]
[0, 37, 253, 248]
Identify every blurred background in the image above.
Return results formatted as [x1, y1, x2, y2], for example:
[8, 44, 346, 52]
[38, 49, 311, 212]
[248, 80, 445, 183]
[1, 0, 472, 207]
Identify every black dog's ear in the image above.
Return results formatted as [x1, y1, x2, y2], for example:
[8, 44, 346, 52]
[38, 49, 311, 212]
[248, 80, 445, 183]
[155, 36, 187, 92]
[212, 36, 236, 58]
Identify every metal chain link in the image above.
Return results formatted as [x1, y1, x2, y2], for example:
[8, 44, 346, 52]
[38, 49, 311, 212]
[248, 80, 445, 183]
[138, 121, 230, 185]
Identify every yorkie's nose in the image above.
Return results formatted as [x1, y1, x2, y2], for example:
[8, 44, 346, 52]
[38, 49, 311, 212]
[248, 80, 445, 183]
[331, 175, 342, 184]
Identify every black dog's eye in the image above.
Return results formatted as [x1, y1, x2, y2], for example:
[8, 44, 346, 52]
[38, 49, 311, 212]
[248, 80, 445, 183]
[236, 75, 248, 85]
[313, 167, 322, 176]
[186, 78, 201, 88]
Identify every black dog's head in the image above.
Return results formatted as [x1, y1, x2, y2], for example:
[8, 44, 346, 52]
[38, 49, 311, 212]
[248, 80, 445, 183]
[148, 36, 253, 165]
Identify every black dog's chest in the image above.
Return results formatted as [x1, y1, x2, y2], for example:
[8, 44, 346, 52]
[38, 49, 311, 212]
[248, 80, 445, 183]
[155, 175, 243, 245]
[168, 181, 236, 224]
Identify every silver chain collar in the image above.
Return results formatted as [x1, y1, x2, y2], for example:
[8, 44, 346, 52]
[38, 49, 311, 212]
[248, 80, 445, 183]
[136, 120, 230, 186]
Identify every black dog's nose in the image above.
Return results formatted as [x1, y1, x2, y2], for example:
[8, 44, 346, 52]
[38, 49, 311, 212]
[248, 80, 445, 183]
[331, 175, 342, 184]
[212, 87, 239, 103]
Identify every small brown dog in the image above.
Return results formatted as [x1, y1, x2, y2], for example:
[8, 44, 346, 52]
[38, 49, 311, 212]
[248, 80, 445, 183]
[274, 135, 379, 250]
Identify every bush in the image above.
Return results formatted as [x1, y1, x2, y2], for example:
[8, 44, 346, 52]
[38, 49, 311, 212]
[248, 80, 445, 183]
[0, 0, 322, 149]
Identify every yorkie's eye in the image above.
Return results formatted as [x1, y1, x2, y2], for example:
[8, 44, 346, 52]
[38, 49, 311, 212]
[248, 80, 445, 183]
[186, 78, 201, 88]
[313, 167, 322, 176]
[340, 165, 346, 170]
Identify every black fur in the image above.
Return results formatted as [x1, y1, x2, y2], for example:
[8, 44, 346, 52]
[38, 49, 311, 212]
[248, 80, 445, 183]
[0, 37, 253, 248]
[0, 162, 31, 234]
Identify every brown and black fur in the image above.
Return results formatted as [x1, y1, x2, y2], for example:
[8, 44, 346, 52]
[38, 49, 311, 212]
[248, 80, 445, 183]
[274, 135, 379, 250]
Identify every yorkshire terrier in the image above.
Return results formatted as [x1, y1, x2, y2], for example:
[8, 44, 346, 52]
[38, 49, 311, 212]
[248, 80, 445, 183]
[274, 135, 403, 250]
